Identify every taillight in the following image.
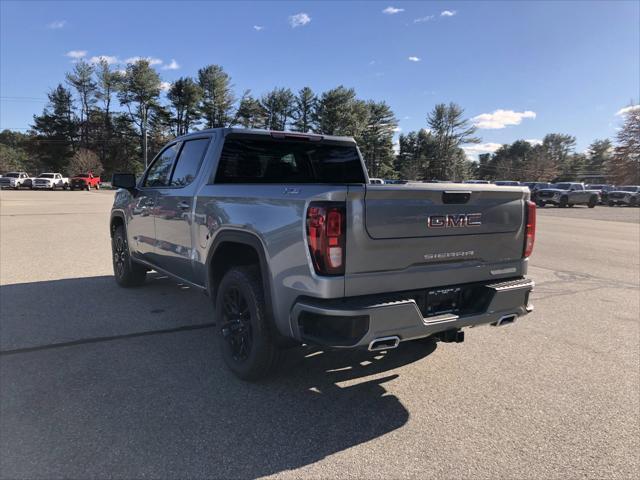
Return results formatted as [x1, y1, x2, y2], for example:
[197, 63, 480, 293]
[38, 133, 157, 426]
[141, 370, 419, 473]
[306, 202, 346, 275]
[524, 200, 536, 258]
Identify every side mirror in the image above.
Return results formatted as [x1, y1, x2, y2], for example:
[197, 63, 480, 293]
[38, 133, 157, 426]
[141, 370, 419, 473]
[112, 173, 137, 190]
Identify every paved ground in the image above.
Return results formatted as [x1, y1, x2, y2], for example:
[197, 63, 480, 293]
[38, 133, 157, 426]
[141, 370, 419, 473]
[1, 190, 638, 479]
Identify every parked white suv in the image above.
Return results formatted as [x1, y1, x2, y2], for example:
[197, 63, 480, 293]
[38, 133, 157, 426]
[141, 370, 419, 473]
[33, 173, 69, 190]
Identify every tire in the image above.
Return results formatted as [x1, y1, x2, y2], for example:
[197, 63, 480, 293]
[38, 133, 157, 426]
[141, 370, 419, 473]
[559, 196, 568, 208]
[536, 200, 545, 208]
[86, 184, 91, 191]
[95, 183, 100, 190]
[215, 266, 280, 381]
[111, 224, 146, 287]
[588, 196, 597, 208]
[608, 201, 615, 207]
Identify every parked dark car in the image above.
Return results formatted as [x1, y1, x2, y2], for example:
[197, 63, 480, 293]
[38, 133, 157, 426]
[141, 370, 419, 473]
[586, 184, 615, 204]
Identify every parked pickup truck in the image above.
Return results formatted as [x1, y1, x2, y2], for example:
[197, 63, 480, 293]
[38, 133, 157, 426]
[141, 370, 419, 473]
[607, 186, 640, 206]
[70, 173, 101, 190]
[33, 173, 69, 190]
[535, 182, 599, 208]
[110, 129, 536, 380]
[0, 172, 34, 189]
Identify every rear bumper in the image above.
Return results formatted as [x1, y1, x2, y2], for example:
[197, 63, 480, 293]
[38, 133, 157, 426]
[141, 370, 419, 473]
[290, 277, 534, 348]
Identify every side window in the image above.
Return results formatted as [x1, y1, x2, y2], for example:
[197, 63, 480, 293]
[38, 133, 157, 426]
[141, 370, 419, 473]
[170, 138, 210, 187]
[144, 144, 179, 187]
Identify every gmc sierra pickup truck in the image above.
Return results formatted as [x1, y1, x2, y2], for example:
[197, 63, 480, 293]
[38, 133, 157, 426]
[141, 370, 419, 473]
[111, 129, 535, 380]
[535, 182, 599, 208]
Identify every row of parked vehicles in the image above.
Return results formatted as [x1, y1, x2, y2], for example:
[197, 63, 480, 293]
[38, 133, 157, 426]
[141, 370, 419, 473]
[0, 172, 101, 190]
[370, 178, 639, 208]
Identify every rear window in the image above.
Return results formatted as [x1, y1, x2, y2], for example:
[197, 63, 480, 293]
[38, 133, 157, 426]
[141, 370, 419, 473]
[214, 136, 366, 184]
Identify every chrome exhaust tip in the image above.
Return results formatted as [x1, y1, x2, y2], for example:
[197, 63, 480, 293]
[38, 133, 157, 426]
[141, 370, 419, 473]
[368, 336, 400, 351]
[494, 314, 518, 327]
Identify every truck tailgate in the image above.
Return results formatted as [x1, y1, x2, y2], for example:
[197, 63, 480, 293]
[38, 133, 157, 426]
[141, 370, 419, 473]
[344, 183, 529, 296]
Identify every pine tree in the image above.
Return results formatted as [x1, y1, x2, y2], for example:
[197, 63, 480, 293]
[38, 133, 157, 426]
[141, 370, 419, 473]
[260, 87, 295, 130]
[291, 87, 316, 132]
[168, 77, 203, 135]
[608, 107, 640, 184]
[66, 60, 96, 149]
[118, 59, 161, 168]
[198, 65, 235, 128]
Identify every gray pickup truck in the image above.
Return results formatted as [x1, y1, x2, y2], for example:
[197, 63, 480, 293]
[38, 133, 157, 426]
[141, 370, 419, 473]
[535, 182, 599, 208]
[110, 129, 535, 380]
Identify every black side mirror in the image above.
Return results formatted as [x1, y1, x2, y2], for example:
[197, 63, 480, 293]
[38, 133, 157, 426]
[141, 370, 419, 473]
[112, 173, 137, 190]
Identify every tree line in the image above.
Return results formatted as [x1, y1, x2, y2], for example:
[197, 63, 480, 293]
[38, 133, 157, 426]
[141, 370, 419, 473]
[0, 58, 637, 184]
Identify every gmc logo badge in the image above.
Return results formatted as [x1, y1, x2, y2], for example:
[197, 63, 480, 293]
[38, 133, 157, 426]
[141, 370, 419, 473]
[427, 213, 482, 228]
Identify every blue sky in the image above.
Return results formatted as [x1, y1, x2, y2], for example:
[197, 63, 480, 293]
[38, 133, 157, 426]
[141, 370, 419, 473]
[1, 0, 638, 157]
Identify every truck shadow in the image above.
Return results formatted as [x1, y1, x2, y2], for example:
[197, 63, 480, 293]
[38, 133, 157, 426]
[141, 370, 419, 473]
[0, 274, 437, 478]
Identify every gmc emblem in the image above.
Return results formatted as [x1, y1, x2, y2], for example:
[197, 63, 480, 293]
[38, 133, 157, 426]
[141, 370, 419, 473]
[427, 213, 482, 228]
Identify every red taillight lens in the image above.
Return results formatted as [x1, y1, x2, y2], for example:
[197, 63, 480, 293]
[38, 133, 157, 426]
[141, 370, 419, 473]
[524, 200, 536, 258]
[306, 202, 346, 275]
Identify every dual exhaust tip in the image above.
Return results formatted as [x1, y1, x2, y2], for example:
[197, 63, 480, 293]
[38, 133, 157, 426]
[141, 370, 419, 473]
[367, 314, 518, 351]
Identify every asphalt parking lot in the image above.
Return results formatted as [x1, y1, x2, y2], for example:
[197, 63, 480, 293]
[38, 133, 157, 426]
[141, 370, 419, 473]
[1, 190, 638, 479]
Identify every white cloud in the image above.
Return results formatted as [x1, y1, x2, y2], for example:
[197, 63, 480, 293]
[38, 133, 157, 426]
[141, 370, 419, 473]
[463, 142, 502, 160]
[253, 25, 264, 31]
[125, 56, 163, 66]
[525, 138, 543, 146]
[160, 81, 172, 92]
[162, 59, 180, 70]
[65, 50, 87, 59]
[472, 109, 536, 129]
[408, 56, 421, 62]
[441, 10, 457, 17]
[615, 104, 640, 116]
[289, 13, 311, 28]
[383, 6, 404, 14]
[414, 15, 434, 23]
[89, 55, 119, 65]
[48, 20, 66, 29]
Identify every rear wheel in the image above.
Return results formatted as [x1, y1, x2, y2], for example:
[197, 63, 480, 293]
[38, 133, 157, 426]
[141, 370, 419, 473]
[588, 196, 597, 208]
[95, 183, 100, 190]
[559, 196, 568, 208]
[215, 266, 280, 381]
[112, 224, 146, 287]
[608, 201, 615, 207]
[536, 200, 545, 208]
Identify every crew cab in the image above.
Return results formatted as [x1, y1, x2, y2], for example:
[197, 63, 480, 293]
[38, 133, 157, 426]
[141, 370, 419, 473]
[70, 173, 101, 190]
[33, 173, 69, 190]
[607, 186, 640, 206]
[0, 172, 34, 189]
[110, 129, 535, 380]
[535, 182, 599, 208]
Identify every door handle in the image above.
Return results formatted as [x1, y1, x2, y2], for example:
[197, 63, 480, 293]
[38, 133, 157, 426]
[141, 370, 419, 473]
[178, 201, 190, 210]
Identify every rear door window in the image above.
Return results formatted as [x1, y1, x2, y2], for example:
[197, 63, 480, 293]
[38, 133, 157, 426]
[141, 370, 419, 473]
[170, 138, 210, 187]
[215, 135, 366, 184]
[144, 144, 179, 187]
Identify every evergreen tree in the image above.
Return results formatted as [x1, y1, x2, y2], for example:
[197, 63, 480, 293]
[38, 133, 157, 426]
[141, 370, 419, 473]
[198, 65, 235, 128]
[359, 101, 397, 178]
[31, 84, 78, 171]
[233, 91, 266, 128]
[427, 103, 479, 180]
[586, 139, 612, 176]
[291, 87, 316, 132]
[66, 60, 96, 149]
[608, 107, 640, 184]
[168, 77, 203, 135]
[314, 86, 368, 137]
[118, 59, 161, 168]
[260, 87, 295, 130]
[94, 59, 122, 166]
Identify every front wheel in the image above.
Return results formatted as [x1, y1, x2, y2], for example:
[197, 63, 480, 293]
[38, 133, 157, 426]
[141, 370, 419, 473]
[95, 183, 100, 190]
[559, 196, 568, 208]
[215, 266, 280, 381]
[112, 225, 146, 287]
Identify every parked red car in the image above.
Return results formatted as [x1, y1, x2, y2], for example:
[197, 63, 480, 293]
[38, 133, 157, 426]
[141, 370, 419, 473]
[70, 173, 101, 190]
